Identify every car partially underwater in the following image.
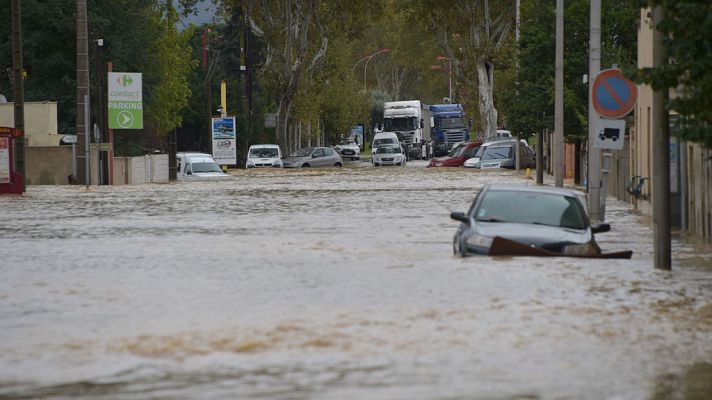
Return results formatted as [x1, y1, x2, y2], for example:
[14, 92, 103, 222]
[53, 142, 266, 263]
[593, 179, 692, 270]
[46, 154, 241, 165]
[450, 183, 632, 258]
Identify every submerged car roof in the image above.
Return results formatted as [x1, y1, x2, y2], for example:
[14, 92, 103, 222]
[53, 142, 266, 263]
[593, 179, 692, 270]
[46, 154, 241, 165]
[483, 183, 583, 197]
[249, 144, 279, 148]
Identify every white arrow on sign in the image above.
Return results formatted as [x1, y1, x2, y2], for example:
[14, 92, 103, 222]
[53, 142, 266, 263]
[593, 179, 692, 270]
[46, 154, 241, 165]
[117, 110, 135, 128]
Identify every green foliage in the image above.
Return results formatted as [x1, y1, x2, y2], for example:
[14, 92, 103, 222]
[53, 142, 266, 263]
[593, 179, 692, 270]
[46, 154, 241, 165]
[501, 0, 638, 140]
[632, 1, 712, 147]
[142, 4, 197, 138]
[0, 0, 198, 156]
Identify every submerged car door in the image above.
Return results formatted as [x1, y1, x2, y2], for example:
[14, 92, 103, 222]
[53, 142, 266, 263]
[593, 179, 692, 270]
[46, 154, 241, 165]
[322, 147, 337, 166]
[311, 148, 326, 167]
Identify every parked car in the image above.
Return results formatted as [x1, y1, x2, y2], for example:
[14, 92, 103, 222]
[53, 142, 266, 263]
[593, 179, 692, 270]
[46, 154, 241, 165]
[372, 144, 406, 166]
[450, 183, 615, 257]
[333, 138, 360, 161]
[246, 144, 283, 168]
[176, 152, 230, 180]
[282, 146, 343, 168]
[427, 141, 482, 168]
[465, 139, 530, 169]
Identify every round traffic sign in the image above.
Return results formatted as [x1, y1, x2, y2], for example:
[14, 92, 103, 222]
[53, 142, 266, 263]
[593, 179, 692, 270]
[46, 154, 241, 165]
[592, 69, 637, 118]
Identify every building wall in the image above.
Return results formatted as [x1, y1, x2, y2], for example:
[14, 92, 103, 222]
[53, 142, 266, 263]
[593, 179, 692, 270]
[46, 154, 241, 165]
[0, 102, 61, 146]
[25, 146, 73, 185]
[633, 8, 655, 215]
[636, 8, 711, 242]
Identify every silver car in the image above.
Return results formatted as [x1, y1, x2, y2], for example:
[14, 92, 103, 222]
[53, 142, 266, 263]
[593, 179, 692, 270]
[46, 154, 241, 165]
[450, 183, 627, 258]
[282, 146, 343, 168]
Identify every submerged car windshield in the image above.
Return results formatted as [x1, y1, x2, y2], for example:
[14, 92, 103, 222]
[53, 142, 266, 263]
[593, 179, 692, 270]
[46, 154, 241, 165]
[475, 190, 587, 229]
[448, 143, 466, 157]
[290, 148, 314, 157]
[192, 162, 223, 173]
[376, 145, 401, 154]
[249, 148, 279, 158]
[482, 146, 513, 160]
[374, 138, 398, 147]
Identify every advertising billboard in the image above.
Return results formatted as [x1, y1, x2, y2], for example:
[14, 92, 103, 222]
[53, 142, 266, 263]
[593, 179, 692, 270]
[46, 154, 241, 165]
[211, 117, 237, 164]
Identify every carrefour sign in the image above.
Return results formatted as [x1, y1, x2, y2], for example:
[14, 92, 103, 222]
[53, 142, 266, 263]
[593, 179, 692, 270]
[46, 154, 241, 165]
[108, 72, 143, 129]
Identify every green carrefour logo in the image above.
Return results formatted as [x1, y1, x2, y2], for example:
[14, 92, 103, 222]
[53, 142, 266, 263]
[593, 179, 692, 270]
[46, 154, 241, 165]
[117, 74, 134, 87]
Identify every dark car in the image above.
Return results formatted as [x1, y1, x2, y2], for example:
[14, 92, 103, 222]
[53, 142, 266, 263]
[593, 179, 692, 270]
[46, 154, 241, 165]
[427, 141, 483, 168]
[450, 183, 613, 257]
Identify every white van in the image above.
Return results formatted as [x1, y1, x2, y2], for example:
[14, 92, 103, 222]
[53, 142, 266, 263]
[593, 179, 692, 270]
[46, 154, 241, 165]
[371, 132, 401, 163]
[176, 152, 229, 180]
[372, 132, 400, 151]
[246, 144, 283, 168]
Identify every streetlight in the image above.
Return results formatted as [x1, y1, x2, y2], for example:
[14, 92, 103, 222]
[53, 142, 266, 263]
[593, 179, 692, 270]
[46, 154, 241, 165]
[432, 55, 452, 102]
[352, 48, 389, 92]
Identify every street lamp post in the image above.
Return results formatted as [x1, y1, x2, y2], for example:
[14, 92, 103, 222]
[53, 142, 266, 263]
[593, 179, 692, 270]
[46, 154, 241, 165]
[352, 48, 389, 92]
[432, 55, 452, 102]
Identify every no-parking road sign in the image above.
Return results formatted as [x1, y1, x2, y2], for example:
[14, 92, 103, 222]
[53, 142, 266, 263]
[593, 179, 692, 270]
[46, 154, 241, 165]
[592, 69, 637, 118]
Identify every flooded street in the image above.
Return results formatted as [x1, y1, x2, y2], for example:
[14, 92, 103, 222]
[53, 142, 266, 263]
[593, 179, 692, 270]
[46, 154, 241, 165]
[1, 163, 711, 399]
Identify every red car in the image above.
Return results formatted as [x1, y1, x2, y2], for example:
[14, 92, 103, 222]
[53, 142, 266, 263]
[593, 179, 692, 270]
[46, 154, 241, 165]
[427, 141, 483, 167]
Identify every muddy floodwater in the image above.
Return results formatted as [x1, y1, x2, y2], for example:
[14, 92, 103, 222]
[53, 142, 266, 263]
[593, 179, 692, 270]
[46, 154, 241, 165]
[1, 162, 712, 399]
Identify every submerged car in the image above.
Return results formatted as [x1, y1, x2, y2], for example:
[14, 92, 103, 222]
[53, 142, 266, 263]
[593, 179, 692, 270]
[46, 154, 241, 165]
[450, 184, 630, 258]
[176, 152, 230, 180]
[246, 144, 283, 168]
[372, 144, 406, 166]
[333, 138, 361, 161]
[465, 139, 530, 169]
[427, 141, 482, 168]
[282, 146, 343, 168]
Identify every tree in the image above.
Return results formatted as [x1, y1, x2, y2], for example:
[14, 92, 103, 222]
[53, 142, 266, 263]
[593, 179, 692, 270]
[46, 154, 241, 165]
[402, 0, 517, 138]
[632, 1, 712, 148]
[0, 0, 197, 155]
[500, 0, 638, 141]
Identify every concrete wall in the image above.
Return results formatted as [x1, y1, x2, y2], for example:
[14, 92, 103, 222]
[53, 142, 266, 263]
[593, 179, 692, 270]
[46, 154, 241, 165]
[26, 146, 73, 185]
[112, 154, 168, 185]
[0, 102, 62, 146]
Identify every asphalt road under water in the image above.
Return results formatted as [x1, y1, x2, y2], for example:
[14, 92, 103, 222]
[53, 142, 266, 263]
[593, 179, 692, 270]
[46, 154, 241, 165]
[1, 162, 712, 399]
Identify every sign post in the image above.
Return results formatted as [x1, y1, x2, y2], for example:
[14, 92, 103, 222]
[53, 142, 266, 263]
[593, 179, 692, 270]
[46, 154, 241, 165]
[591, 68, 637, 221]
[0, 127, 24, 195]
[108, 72, 143, 130]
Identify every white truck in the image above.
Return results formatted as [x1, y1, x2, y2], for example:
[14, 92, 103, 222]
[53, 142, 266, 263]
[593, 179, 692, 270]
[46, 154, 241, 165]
[382, 100, 432, 160]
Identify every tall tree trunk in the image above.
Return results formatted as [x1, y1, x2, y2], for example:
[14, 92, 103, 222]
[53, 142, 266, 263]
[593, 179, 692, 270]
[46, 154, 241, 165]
[476, 59, 498, 140]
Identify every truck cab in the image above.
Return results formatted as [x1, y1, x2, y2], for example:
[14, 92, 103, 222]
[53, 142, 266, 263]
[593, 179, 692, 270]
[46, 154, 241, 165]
[429, 104, 470, 157]
[382, 100, 432, 160]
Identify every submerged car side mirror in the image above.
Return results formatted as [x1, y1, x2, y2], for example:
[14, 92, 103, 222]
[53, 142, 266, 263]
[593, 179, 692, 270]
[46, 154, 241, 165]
[450, 211, 469, 224]
[591, 223, 611, 234]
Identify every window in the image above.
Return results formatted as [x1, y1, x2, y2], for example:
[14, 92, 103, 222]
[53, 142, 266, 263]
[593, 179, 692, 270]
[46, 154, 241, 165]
[323, 148, 333, 156]
[475, 190, 586, 229]
[312, 148, 325, 157]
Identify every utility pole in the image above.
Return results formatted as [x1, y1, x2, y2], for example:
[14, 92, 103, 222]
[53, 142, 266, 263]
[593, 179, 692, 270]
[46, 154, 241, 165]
[76, 0, 90, 184]
[554, 0, 564, 187]
[11, 0, 25, 192]
[588, 0, 602, 221]
[652, 6, 671, 270]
